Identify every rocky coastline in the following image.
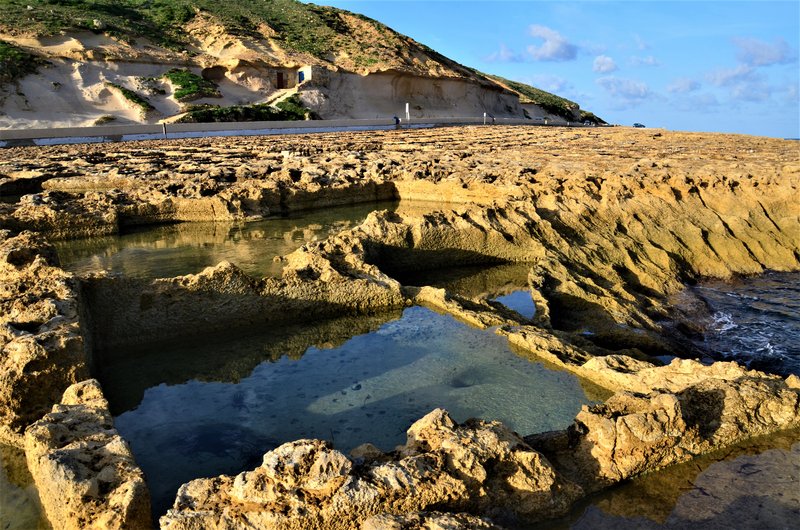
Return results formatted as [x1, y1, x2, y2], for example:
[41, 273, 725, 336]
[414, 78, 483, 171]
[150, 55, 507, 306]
[0, 125, 798, 529]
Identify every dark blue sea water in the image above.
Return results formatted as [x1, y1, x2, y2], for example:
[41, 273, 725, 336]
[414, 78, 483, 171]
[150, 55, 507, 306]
[689, 271, 800, 376]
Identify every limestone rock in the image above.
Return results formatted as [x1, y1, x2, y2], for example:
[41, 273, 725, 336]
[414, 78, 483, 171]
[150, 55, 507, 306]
[398, 408, 582, 520]
[82, 258, 407, 351]
[160, 409, 580, 530]
[362, 511, 505, 530]
[579, 356, 780, 394]
[535, 372, 800, 492]
[231, 439, 352, 505]
[24, 380, 151, 530]
[4, 191, 120, 240]
[2, 122, 799, 530]
[403, 285, 514, 329]
[350, 442, 385, 465]
[0, 231, 88, 443]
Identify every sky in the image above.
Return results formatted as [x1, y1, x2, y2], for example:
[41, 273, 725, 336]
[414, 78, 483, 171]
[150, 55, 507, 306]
[309, 1, 800, 138]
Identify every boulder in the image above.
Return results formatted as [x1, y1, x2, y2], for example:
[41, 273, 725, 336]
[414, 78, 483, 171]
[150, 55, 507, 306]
[160, 409, 580, 530]
[0, 231, 88, 443]
[530, 371, 800, 492]
[24, 380, 151, 530]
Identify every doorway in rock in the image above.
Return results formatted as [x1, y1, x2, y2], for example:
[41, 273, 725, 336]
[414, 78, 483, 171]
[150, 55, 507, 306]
[277, 72, 286, 89]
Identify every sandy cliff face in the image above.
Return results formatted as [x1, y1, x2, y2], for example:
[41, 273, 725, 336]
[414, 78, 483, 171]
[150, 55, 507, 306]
[0, 9, 557, 128]
[301, 70, 524, 119]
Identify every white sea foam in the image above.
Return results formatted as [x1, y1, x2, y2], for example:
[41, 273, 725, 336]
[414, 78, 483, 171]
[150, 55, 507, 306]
[710, 312, 738, 333]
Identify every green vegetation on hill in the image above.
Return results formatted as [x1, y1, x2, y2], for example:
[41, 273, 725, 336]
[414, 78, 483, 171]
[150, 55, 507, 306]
[176, 95, 311, 123]
[0, 1, 603, 122]
[579, 111, 607, 126]
[106, 82, 154, 111]
[0, 1, 469, 71]
[0, 39, 44, 84]
[0, 0, 192, 49]
[163, 69, 220, 101]
[479, 72, 580, 121]
[0, 0, 384, 57]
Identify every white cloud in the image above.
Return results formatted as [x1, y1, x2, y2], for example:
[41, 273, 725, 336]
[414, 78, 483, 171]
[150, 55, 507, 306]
[596, 76, 651, 100]
[784, 83, 799, 104]
[526, 25, 578, 61]
[689, 93, 720, 108]
[485, 43, 525, 63]
[593, 55, 618, 73]
[733, 37, 798, 67]
[633, 34, 650, 51]
[707, 65, 773, 102]
[667, 78, 701, 93]
[707, 65, 757, 87]
[630, 55, 660, 67]
[527, 74, 571, 93]
[731, 81, 772, 102]
[672, 93, 721, 113]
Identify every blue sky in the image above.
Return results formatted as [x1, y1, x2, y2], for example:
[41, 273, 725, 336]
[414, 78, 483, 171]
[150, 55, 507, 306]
[310, 1, 799, 138]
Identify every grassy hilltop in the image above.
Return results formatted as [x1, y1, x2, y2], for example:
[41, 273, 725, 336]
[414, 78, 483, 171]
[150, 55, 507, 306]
[0, 0, 603, 123]
[0, 0, 472, 70]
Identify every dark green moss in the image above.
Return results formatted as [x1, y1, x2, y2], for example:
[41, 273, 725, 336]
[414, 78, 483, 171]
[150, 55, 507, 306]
[163, 69, 221, 102]
[176, 97, 311, 123]
[106, 82, 154, 110]
[0, 40, 45, 84]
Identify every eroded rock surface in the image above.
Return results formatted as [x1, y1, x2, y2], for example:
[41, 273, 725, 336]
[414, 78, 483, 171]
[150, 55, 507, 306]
[362, 511, 504, 530]
[161, 358, 800, 529]
[0, 230, 88, 444]
[566, 430, 800, 530]
[82, 243, 406, 350]
[1, 126, 798, 528]
[24, 379, 151, 530]
[160, 409, 581, 530]
[527, 363, 800, 492]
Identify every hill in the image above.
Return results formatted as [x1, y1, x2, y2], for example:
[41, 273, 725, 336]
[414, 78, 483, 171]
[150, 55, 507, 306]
[0, 0, 603, 127]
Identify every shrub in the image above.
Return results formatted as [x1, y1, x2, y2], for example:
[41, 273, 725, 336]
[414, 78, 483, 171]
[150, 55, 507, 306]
[275, 95, 309, 120]
[106, 82, 154, 110]
[176, 99, 311, 123]
[94, 115, 117, 125]
[0, 40, 44, 84]
[163, 68, 221, 102]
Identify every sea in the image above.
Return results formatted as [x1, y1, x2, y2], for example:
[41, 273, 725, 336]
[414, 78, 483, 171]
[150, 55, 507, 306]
[683, 271, 800, 376]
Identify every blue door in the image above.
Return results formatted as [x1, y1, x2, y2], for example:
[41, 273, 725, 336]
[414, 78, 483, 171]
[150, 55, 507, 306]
[298, 71, 305, 83]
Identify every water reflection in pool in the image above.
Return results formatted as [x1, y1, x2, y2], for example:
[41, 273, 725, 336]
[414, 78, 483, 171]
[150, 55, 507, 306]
[531, 428, 799, 530]
[396, 262, 537, 318]
[55, 201, 397, 279]
[109, 306, 592, 517]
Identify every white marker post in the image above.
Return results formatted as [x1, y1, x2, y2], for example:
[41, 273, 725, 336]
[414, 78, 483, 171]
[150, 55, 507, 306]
[483, 112, 487, 125]
[405, 102, 410, 121]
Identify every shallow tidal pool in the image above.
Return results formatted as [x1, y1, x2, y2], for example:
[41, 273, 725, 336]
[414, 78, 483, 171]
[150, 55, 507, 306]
[54, 201, 396, 279]
[106, 306, 593, 517]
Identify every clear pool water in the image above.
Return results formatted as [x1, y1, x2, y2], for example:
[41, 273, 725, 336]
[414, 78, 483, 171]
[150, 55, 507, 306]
[494, 290, 537, 319]
[109, 306, 592, 517]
